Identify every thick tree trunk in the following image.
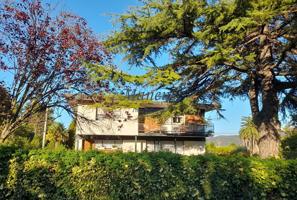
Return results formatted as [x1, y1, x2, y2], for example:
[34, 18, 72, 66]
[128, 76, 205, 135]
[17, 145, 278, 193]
[256, 121, 280, 158]
[253, 67, 281, 158]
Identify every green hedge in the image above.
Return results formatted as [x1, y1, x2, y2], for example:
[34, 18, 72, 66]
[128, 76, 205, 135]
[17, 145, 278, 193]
[205, 143, 248, 156]
[0, 146, 297, 200]
[282, 134, 297, 159]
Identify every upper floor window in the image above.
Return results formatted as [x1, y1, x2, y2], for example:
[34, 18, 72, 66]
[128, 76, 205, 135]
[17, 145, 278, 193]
[96, 108, 122, 120]
[95, 108, 105, 120]
[172, 116, 182, 124]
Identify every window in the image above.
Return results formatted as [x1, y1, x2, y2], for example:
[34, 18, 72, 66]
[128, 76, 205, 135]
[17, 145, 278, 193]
[94, 140, 123, 150]
[172, 116, 182, 123]
[95, 108, 124, 121]
[95, 108, 105, 120]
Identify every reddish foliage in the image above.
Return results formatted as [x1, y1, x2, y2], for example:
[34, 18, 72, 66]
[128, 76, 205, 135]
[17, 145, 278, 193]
[0, 0, 111, 138]
[15, 11, 29, 21]
[0, 0, 110, 94]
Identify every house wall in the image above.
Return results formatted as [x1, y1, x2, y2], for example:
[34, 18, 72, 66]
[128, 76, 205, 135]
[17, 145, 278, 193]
[161, 116, 186, 133]
[74, 104, 207, 154]
[75, 136, 83, 150]
[76, 105, 138, 136]
[88, 139, 205, 155]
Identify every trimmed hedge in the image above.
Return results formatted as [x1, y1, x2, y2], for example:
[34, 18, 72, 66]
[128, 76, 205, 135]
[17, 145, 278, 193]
[0, 146, 297, 200]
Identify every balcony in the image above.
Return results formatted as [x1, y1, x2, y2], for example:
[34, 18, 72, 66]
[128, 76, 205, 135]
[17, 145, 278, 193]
[138, 123, 214, 136]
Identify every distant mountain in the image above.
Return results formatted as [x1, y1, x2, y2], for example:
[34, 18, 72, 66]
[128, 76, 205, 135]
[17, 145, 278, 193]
[206, 135, 243, 146]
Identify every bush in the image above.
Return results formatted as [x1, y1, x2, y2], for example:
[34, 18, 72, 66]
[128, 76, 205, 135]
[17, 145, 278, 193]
[281, 133, 297, 159]
[206, 143, 247, 156]
[0, 146, 297, 200]
[0, 145, 27, 199]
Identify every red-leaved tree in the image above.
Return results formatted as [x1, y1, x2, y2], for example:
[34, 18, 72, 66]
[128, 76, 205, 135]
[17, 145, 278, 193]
[0, 0, 109, 142]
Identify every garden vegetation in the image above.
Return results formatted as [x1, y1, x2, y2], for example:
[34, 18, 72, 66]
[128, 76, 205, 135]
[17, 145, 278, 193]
[1, 145, 297, 200]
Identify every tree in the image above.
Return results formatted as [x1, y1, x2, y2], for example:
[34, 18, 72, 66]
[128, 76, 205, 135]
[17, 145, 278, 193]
[239, 116, 259, 155]
[104, 0, 297, 157]
[4, 108, 55, 148]
[291, 114, 297, 127]
[0, 0, 108, 142]
[65, 120, 76, 149]
[0, 83, 11, 125]
[46, 122, 66, 149]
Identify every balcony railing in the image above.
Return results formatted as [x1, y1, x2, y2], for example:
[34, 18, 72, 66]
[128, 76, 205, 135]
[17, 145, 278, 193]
[138, 123, 214, 136]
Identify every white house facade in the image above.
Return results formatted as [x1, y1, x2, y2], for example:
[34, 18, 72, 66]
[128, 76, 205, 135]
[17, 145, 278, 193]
[67, 94, 215, 155]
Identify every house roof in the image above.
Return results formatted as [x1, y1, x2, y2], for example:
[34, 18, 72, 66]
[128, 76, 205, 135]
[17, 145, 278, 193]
[64, 93, 219, 111]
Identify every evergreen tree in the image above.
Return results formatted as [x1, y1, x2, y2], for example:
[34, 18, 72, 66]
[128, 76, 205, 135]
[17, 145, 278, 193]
[46, 122, 66, 149]
[103, 0, 297, 157]
[0, 83, 11, 126]
[66, 120, 76, 149]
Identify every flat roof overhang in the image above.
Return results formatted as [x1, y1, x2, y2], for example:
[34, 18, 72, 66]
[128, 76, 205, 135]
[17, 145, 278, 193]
[77, 134, 206, 141]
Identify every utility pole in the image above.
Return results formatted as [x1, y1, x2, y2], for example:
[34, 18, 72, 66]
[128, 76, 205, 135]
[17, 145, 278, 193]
[42, 107, 48, 148]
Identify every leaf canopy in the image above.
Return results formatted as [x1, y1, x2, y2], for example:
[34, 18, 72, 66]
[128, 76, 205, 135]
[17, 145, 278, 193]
[104, 0, 297, 117]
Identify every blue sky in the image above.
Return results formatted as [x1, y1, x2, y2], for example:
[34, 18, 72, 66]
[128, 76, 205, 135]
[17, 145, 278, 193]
[1, 0, 251, 135]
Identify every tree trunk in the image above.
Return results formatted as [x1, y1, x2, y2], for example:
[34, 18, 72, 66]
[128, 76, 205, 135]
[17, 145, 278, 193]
[257, 121, 280, 158]
[249, 58, 281, 158]
[0, 123, 14, 143]
[252, 138, 259, 155]
[253, 68, 280, 158]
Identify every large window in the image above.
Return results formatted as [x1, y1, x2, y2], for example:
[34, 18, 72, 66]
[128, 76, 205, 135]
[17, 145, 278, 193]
[94, 140, 123, 150]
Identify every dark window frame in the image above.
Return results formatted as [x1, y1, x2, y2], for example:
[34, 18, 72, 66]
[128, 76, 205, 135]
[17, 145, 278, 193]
[172, 116, 182, 123]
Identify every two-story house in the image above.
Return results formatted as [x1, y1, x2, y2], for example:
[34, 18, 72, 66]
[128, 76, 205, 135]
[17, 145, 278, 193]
[66, 94, 215, 155]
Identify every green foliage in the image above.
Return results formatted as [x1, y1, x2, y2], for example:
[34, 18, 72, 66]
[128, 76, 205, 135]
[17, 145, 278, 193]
[5, 124, 41, 149]
[149, 97, 201, 123]
[104, 0, 297, 158]
[0, 145, 26, 199]
[46, 122, 66, 149]
[1, 146, 297, 199]
[281, 127, 297, 159]
[0, 83, 11, 125]
[239, 116, 259, 155]
[65, 120, 76, 149]
[86, 63, 180, 87]
[90, 94, 153, 110]
[3, 109, 55, 149]
[239, 117, 259, 140]
[206, 143, 247, 156]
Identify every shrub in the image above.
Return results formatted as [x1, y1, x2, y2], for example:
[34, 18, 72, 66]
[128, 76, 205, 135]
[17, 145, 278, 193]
[0, 147, 297, 200]
[0, 145, 27, 199]
[205, 143, 247, 156]
[281, 133, 297, 159]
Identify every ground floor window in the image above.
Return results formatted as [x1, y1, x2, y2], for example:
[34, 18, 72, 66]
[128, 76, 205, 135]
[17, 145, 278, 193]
[85, 138, 204, 155]
[94, 139, 123, 150]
